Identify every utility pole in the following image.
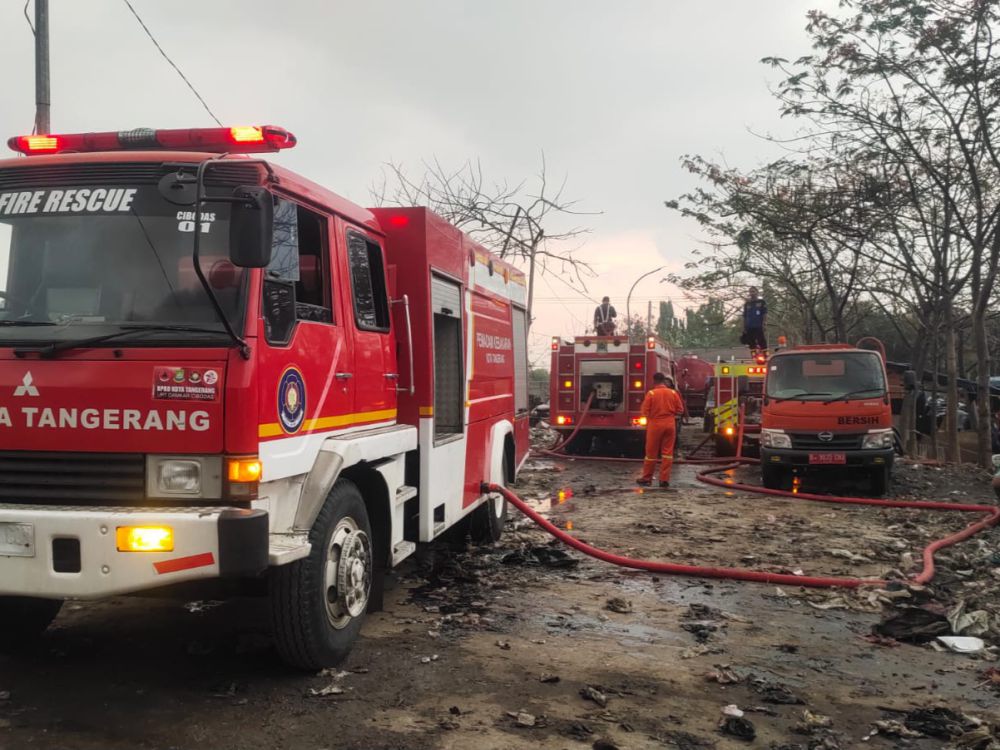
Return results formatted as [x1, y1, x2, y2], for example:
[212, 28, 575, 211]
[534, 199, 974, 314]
[34, 0, 51, 134]
[647, 300, 652, 337]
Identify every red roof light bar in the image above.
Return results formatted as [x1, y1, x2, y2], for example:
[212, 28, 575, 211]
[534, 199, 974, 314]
[8, 125, 297, 156]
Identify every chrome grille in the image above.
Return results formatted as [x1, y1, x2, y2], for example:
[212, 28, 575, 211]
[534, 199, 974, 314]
[789, 433, 862, 450]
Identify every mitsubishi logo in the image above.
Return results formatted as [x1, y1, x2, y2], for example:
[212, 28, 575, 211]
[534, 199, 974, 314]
[13, 372, 39, 397]
[818, 431, 834, 442]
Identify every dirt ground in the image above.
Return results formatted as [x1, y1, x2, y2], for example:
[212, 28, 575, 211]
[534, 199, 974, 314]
[2, 427, 999, 750]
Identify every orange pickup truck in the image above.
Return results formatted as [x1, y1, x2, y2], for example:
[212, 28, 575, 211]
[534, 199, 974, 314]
[759, 343, 895, 495]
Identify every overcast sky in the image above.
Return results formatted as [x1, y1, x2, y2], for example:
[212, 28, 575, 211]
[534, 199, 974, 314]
[1, 0, 835, 364]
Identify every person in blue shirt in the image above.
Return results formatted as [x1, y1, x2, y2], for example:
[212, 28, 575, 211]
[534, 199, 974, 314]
[742, 287, 767, 356]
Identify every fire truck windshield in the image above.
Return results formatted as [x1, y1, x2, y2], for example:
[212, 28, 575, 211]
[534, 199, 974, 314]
[0, 184, 244, 342]
[766, 351, 886, 402]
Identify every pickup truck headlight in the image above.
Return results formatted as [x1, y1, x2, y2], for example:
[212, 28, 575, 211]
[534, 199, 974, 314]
[861, 429, 893, 450]
[761, 429, 791, 449]
[146, 456, 223, 499]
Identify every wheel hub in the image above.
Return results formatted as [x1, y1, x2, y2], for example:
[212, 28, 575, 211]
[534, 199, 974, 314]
[324, 520, 372, 628]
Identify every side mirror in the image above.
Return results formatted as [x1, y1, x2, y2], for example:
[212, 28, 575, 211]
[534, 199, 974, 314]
[903, 369, 917, 390]
[229, 186, 274, 268]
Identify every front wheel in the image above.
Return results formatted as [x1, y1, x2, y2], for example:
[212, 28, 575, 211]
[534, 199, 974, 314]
[270, 479, 374, 670]
[761, 464, 786, 490]
[869, 466, 892, 496]
[0, 597, 62, 649]
[469, 447, 512, 544]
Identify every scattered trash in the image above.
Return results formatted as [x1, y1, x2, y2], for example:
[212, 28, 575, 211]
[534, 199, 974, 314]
[952, 726, 995, 749]
[449, 706, 462, 715]
[681, 622, 719, 643]
[797, 710, 832, 732]
[540, 673, 561, 684]
[947, 602, 991, 637]
[419, 654, 440, 664]
[681, 644, 724, 659]
[508, 711, 536, 728]
[749, 677, 805, 705]
[978, 667, 1000, 692]
[862, 720, 922, 740]
[722, 704, 744, 718]
[496, 640, 511, 650]
[501, 545, 579, 568]
[719, 715, 756, 741]
[183, 600, 223, 614]
[902, 707, 972, 739]
[592, 739, 620, 750]
[580, 686, 608, 708]
[605, 597, 633, 614]
[872, 607, 950, 643]
[936, 636, 986, 653]
[704, 667, 741, 685]
[826, 548, 870, 563]
[308, 684, 344, 697]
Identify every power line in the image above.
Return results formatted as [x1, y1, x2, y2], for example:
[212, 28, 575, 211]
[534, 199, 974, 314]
[120, 0, 223, 126]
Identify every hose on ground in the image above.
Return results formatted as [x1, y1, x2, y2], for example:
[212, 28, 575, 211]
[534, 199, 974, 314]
[484, 459, 1000, 589]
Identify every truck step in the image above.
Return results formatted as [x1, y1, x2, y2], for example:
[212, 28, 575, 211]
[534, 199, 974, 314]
[268, 534, 311, 566]
[391, 540, 416, 566]
[395, 485, 417, 505]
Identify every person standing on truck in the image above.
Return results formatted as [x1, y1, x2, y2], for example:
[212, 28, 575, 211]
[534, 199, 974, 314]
[637, 372, 685, 487]
[594, 296, 617, 336]
[741, 287, 767, 356]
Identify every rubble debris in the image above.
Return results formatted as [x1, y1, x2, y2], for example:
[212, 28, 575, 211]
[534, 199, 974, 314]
[580, 685, 609, 708]
[539, 673, 561, 684]
[795, 710, 832, 733]
[501, 545, 579, 568]
[947, 601, 991, 637]
[872, 607, 951, 643]
[592, 739, 620, 750]
[605, 597, 633, 614]
[902, 707, 973, 739]
[749, 676, 805, 705]
[704, 667, 741, 685]
[718, 715, 756, 741]
[507, 711, 536, 727]
[721, 704, 744, 717]
[419, 654, 440, 664]
[862, 719, 922, 740]
[308, 684, 344, 697]
[496, 640, 511, 650]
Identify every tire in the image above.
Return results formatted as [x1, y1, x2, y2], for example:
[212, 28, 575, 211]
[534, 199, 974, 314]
[869, 466, 891, 496]
[761, 465, 785, 490]
[0, 597, 62, 648]
[270, 479, 374, 670]
[714, 434, 736, 457]
[470, 447, 511, 544]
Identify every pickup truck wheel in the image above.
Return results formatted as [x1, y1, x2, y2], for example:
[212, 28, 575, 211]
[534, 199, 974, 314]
[0, 596, 62, 647]
[270, 479, 373, 670]
[761, 465, 785, 490]
[869, 466, 892, 496]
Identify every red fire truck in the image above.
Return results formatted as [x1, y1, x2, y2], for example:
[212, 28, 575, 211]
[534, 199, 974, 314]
[676, 354, 715, 418]
[0, 126, 529, 668]
[549, 335, 675, 454]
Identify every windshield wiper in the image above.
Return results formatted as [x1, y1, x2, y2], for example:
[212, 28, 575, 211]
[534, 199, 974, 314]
[769, 391, 832, 402]
[0, 319, 59, 326]
[823, 388, 884, 404]
[14, 324, 230, 359]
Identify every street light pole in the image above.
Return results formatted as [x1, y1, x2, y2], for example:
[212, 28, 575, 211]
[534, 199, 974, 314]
[625, 266, 664, 340]
[34, 0, 51, 134]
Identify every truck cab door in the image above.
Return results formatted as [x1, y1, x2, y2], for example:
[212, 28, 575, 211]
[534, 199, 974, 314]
[343, 228, 396, 420]
[257, 199, 354, 478]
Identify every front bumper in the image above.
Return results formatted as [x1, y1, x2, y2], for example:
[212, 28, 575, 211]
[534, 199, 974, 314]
[0, 504, 268, 599]
[761, 447, 894, 468]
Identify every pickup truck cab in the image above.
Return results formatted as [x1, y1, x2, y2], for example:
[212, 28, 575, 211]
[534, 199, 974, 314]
[759, 344, 894, 495]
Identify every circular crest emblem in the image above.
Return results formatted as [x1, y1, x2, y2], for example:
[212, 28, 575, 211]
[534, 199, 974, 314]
[278, 367, 307, 434]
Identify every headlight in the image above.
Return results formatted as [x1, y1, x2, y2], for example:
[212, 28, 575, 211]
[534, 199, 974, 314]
[761, 429, 791, 449]
[159, 460, 201, 493]
[146, 456, 223, 499]
[861, 429, 893, 450]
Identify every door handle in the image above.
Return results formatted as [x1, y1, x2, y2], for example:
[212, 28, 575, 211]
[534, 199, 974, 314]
[385, 373, 400, 380]
[335, 372, 353, 380]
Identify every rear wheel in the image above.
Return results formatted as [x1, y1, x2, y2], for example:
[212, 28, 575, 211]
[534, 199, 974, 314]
[869, 466, 892, 496]
[761, 464, 786, 490]
[470, 446, 512, 544]
[270, 480, 374, 670]
[0, 597, 61, 649]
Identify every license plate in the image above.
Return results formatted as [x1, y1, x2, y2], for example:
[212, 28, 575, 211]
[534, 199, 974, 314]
[809, 453, 846, 465]
[0, 522, 35, 557]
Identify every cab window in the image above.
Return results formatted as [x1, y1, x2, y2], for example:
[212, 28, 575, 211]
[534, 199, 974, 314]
[346, 230, 390, 332]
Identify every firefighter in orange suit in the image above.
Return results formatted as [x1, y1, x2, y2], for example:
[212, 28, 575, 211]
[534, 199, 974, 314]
[637, 372, 685, 487]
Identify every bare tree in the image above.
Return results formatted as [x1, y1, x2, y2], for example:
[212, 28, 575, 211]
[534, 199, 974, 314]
[371, 157, 598, 326]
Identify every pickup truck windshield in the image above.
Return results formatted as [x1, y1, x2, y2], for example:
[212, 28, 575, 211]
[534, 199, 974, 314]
[766, 351, 886, 401]
[0, 184, 244, 342]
